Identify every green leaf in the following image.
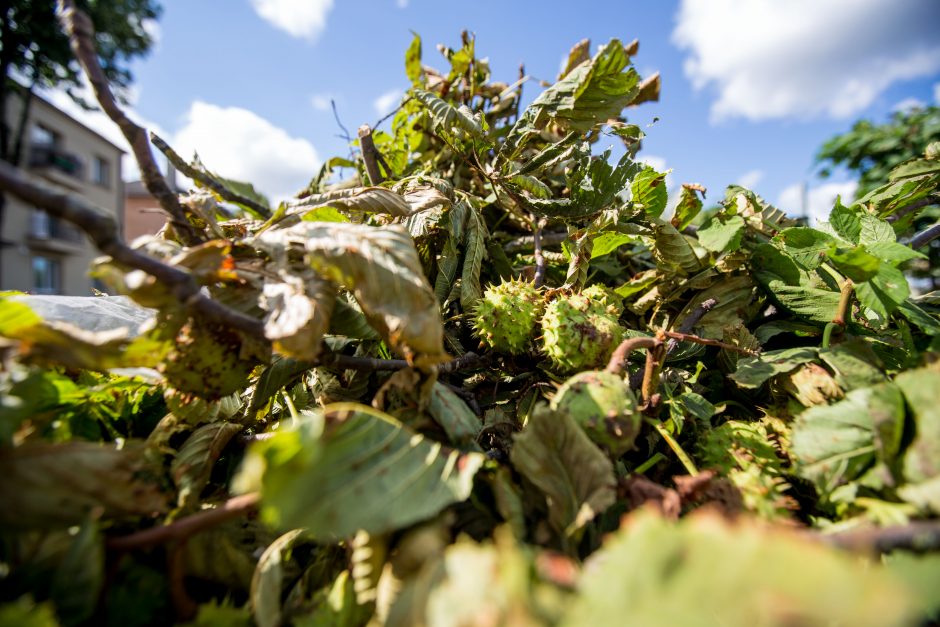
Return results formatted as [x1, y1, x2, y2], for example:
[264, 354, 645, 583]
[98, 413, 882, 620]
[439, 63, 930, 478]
[884, 552, 940, 620]
[48, 518, 104, 626]
[762, 283, 842, 324]
[526, 150, 640, 220]
[505, 174, 552, 199]
[792, 383, 903, 495]
[172, 422, 244, 509]
[295, 570, 372, 627]
[774, 227, 835, 270]
[503, 39, 639, 159]
[259, 223, 446, 361]
[251, 528, 306, 627]
[827, 245, 881, 282]
[562, 509, 913, 627]
[895, 367, 940, 484]
[897, 300, 940, 336]
[589, 231, 637, 259]
[412, 89, 484, 140]
[460, 207, 487, 311]
[671, 184, 704, 231]
[859, 215, 896, 245]
[866, 241, 926, 265]
[697, 214, 745, 253]
[405, 32, 422, 84]
[0, 598, 60, 627]
[247, 404, 485, 538]
[855, 264, 910, 318]
[730, 347, 818, 389]
[631, 165, 668, 218]
[827, 198, 862, 244]
[426, 383, 482, 449]
[0, 442, 169, 529]
[510, 407, 616, 540]
[653, 221, 704, 276]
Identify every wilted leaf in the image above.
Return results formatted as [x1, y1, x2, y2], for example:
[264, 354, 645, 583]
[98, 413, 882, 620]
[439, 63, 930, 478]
[426, 383, 482, 449]
[260, 268, 335, 361]
[259, 223, 445, 362]
[671, 184, 704, 231]
[562, 509, 913, 627]
[653, 221, 704, 276]
[0, 442, 169, 529]
[510, 408, 616, 540]
[245, 404, 484, 538]
[460, 207, 487, 311]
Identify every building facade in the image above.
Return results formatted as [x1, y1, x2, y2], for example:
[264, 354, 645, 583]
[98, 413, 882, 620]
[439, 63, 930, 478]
[1, 87, 124, 296]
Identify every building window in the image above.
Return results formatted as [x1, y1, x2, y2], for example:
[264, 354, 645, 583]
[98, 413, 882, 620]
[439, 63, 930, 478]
[31, 124, 60, 148]
[93, 156, 110, 187]
[32, 256, 61, 295]
[31, 210, 51, 239]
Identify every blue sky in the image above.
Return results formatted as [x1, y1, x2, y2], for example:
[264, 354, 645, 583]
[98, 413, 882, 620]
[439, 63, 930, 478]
[50, 0, 940, 222]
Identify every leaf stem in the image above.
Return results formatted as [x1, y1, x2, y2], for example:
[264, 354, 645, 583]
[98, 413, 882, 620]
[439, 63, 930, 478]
[605, 336, 659, 375]
[651, 422, 698, 476]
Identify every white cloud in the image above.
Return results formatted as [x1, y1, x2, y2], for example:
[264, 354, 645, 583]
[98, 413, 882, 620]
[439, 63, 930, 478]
[736, 169, 764, 191]
[893, 97, 927, 113]
[373, 89, 404, 116]
[778, 181, 857, 226]
[673, 0, 940, 121]
[250, 0, 334, 41]
[310, 94, 332, 111]
[396, 0, 408, 7]
[173, 101, 320, 201]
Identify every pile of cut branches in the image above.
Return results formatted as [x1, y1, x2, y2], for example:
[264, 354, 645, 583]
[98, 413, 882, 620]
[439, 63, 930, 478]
[1, 5, 940, 626]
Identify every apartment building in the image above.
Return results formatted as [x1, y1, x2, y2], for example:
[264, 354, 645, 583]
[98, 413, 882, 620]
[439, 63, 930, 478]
[1, 87, 123, 295]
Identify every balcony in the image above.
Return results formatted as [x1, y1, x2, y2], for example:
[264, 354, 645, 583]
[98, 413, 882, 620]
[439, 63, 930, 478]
[27, 210, 86, 254]
[28, 144, 85, 188]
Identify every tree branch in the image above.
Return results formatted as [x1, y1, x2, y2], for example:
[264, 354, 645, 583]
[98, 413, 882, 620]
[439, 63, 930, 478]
[908, 222, 940, 250]
[503, 230, 567, 253]
[150, 133, 272, 219]
[57, 0, 202, 246]
[886, 197, 935, 224]
[358, 125, 385, 185]
[0, 160, 265, 336]
[606, 336, 659, 375]
[820, 519, 940, 554]
[666, 298, 718, 354]
[107, 492, 261, 551]
[662, 330, 759, 355]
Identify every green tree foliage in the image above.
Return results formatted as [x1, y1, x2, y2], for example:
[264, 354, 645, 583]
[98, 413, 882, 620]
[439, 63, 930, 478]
[2, 29, 940, 627]
[0, 0, 161, 163]
[817, 105, 940, 198]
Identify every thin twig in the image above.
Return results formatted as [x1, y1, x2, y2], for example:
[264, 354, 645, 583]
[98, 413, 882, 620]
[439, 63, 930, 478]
[662, 330, 759, 355]
[908, 222, 940, 249]
[107, 492, 261, 551]
[331, 99, 353, 143]
[57, 0, 201, 246]
[819, 519, 940, 554]
[319, 348, 487, 374]
[373, 96, 413, 129]
[0, 161, 264, 337]
[666, 298, 718, 354]
[150, 133, 272, 219]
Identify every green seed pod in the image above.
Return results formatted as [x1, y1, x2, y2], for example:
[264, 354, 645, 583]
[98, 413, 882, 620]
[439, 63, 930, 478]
[472, 279, 544, 354]
[540, 295, 623, 372]
[582, 283, 624, 317]
[551, 370, 641, 457]
[160, 319, 257, 400]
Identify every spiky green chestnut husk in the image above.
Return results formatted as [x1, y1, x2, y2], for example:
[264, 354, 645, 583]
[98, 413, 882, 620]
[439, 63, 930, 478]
[160, 319, 257, 400]
[540, 295, 623, 372]
[472, 279, 544, 354]
[581, 284, 624, 317]
[552, 370, 641, 457]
